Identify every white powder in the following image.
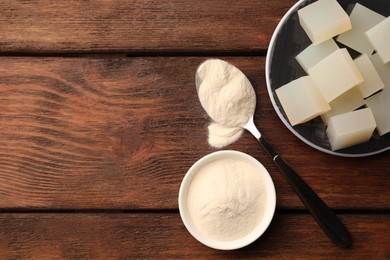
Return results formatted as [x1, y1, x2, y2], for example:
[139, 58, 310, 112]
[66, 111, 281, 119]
[187, 159, 266, 241]
[207, 123, 244, 149]
[196, 59, 256, 148]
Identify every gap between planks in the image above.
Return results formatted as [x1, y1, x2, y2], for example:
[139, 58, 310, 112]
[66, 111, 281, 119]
[0, 50, 268, 58]
[0, 208, 389, 215]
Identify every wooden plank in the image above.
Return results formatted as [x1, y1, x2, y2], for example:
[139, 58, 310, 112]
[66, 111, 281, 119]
[0, 57, 389, 210]
[0, 213, 388, 259]
[0, 0, 295, 53]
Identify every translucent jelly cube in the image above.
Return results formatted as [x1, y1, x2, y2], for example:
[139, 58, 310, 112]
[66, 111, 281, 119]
[321, 87, 365, 125]
[298, 0, 351, 45]
[337, 3, 385, 54]
[326, 108, 376, 151]
[365, 89, 390, 136]
[308, 48, 363, 102]
[366, 17, 390, 64]
[276, 76, 330, 126]
[369, 53, 390, 88]
[296, 39, 339, 73]
[354, 54, 384, 98]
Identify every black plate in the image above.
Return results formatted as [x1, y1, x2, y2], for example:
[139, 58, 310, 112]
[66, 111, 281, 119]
[266, 0, 390, 157]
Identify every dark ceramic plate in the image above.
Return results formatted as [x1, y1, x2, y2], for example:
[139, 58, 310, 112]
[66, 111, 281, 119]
[266, 0, 390, 157]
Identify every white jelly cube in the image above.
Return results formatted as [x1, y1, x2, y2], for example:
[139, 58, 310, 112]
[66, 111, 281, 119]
[337, 3, 385, 54]
[276, 76, 330, 126]
[354, 54, 384, 97]
[370, 53, 390, 88]
[308, 48, 363, 102]
[298, 0, 351, 45]
[321, 87, 365, 125]
[366, 17, 390, 64]
[326, 108, 376, 150]
[296, 39, 339, 73]
[365, 90, 390, 136]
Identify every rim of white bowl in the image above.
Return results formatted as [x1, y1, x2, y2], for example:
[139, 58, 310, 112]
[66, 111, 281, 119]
[265, 0, 390, 157]
[178, 150, 276, 250]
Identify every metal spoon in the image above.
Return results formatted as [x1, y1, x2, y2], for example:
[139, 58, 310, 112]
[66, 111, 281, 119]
[196, 61, 352, 248]
[245, 117, 352, 248]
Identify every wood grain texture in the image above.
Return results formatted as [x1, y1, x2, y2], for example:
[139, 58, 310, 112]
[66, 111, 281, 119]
[0, 57, 389, 210]
[0, 0, 295, 53]
[0, 213, 389, 259]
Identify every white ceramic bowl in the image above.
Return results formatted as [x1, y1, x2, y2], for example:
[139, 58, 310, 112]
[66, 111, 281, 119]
[178, 150, 276, 250]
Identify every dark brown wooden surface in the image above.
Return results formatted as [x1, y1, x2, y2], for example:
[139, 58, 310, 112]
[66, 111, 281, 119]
[0, 0, 389, 259]
[0, 0, 295, 53]
[0, 57, 389, 210]
[0, 214, 389, 259]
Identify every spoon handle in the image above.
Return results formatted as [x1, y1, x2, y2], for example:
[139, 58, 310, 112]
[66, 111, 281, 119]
[259, 135, 352, 248]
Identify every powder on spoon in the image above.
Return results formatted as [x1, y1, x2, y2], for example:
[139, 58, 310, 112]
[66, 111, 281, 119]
[187, 158, 267, 241]
[196, 59, 256, 148]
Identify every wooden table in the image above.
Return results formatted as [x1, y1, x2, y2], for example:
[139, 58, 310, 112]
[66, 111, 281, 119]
[0, 1, 389, 259]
